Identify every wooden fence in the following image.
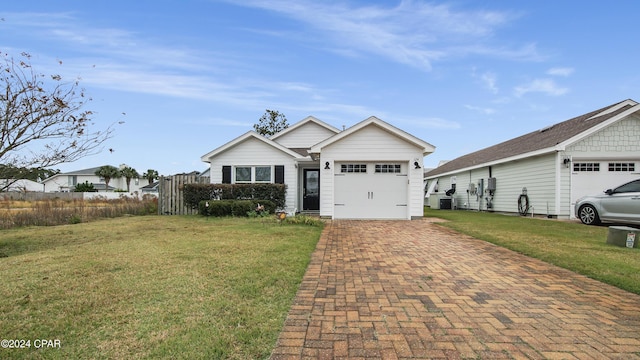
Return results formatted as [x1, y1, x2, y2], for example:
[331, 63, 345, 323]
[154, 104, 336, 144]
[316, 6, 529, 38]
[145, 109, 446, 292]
[158, 175, 210, 215]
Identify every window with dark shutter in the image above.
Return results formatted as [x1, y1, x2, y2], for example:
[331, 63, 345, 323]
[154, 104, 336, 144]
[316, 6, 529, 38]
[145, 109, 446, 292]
[222, 166, 231, 184]
[275, 165, 285, 184]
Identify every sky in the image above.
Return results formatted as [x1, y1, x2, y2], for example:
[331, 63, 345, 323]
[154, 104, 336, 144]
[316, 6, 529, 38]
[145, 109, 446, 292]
[2, 0, 639, 176]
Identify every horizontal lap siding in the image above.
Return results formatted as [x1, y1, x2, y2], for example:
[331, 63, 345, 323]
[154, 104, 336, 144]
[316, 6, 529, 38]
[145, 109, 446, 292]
[491, 154, 557, 215]
[320, 125, 424, 218]
[272, 122, 337, 148]
[206, 138, 297, 212]
[430, 154, 557, 215]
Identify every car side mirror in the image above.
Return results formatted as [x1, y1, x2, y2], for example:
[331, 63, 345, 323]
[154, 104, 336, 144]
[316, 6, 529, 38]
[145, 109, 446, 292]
[604, 189, 614, 195]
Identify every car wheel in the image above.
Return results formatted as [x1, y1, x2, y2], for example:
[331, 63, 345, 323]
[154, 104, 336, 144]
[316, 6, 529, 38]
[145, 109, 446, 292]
[578, 204, 600, 225]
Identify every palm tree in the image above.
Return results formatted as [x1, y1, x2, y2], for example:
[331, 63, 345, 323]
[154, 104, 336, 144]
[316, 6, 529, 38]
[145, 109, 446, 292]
[120, 166, 140, 192]
[94, 165, 121, 192]
[143, 169, 159, 185]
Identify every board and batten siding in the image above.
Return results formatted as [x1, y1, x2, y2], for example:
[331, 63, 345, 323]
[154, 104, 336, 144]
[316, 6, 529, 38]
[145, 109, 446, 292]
[318, 124, 425, 219]
[272, 122, 338, 149]
[205, 137, 298, 213]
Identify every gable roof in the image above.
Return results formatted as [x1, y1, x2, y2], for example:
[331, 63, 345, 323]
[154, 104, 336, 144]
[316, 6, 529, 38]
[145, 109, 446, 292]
[309, 116, 435, 155]
[200, 131, 304, 162]
[269, 116, 341, 140]
[425, 99, 640, 178]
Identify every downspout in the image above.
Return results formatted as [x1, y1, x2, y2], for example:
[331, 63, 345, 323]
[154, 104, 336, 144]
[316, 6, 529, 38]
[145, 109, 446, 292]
[554, 152, 563, 218]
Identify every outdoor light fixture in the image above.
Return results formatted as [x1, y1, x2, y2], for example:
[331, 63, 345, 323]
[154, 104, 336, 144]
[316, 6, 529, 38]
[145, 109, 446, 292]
[325, 161, 330, 170]
[414, 161, 421, 169]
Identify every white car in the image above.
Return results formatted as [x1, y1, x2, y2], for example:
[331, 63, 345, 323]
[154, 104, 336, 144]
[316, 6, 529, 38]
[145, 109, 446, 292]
[575, 179, 640, 226]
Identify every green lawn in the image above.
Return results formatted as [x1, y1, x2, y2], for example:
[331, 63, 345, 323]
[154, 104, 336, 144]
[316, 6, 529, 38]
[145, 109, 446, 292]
[0, 216, 322, 359]
[424, 207, 640, 295]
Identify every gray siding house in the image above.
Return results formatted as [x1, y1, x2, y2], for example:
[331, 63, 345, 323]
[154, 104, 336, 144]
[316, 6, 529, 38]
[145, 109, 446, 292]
[424, 99, 640, 219]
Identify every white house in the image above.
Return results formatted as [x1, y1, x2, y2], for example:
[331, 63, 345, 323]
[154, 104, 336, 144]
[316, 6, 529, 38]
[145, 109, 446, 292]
[201, 116, 435, 220]
[0, 179, 43, 192]
[424, 99, 640, 219]
[41, 165, 145, 193]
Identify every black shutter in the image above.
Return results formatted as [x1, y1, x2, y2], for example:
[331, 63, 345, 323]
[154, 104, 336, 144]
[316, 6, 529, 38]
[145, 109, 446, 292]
[275, 165, 285, 184]
[222, 166, 231, 184]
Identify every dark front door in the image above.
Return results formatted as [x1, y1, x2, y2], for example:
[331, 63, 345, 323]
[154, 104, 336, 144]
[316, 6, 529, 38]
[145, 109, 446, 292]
[303, 169, 320, 211]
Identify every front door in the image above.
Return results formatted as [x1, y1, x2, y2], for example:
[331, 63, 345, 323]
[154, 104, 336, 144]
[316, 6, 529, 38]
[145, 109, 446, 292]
[303, 169, 320, 211]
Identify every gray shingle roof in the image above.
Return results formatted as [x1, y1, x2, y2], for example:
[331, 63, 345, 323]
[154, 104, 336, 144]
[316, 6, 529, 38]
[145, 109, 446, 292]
[425, 100, 635, 177]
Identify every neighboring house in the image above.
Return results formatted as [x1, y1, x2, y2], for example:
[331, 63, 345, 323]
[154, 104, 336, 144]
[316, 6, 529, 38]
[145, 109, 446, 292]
[41, 166, 144, 193]
[0, 179, 43, 192]
[201, 116, 435, 220]
[424, 99, 640, 219]
[141, 181, 159, 195]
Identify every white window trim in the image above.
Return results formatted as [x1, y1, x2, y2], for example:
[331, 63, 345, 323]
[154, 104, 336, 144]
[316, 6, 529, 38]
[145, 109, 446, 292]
[233, 165, 274, 184]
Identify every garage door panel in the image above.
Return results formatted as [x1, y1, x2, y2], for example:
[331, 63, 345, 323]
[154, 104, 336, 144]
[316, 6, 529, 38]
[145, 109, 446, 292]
[570, 160, 639, 218]
[334, 166, 408, 219]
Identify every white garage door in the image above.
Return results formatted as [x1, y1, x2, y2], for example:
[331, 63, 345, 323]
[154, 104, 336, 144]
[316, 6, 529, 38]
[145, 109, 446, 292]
[334, 163, 408, 219]
[570, 161, 639, 218]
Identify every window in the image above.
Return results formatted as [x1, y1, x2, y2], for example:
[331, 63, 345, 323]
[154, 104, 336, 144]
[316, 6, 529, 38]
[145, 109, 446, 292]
[340, 164, 367, 173]
[234, 166, 273, 183]
[68, 175, 77, 186]
[375, 164, 401, 173]
[573, 162, 600, 172]
[255, 166, 271, 182]
[608, 162, 635, 172]
[614, 180, 640, 193]
[235, 167, 251, 182]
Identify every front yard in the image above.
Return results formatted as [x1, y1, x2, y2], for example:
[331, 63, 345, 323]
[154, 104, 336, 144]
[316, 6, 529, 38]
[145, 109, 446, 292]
[0, 216, 322, 359]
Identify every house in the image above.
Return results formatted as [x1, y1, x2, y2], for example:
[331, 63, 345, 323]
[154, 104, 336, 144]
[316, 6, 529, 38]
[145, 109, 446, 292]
[424, 99, 640, 219]
[201, 116, 435, 219]
[41, 165, 144, 193]
[0, 179, 43, 192]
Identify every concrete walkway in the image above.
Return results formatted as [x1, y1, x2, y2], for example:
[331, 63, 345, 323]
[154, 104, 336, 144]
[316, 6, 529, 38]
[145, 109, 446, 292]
[270, 220, 640, 359]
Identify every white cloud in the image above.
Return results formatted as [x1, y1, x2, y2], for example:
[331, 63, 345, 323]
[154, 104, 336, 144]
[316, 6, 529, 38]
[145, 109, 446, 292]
[547, 67, 574, 77]
[480, 72, 499, 94]
[514, 79, 568, 97]
[227, 0, 537, 71]
[464, 104, 496, 115]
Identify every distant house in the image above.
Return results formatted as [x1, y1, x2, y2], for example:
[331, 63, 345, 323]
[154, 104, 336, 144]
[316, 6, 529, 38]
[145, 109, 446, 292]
[41, 166, 144, 193]
[424, 99, 640, 219]
[201, 116, 435, 219]
[0, 179, 43, 192]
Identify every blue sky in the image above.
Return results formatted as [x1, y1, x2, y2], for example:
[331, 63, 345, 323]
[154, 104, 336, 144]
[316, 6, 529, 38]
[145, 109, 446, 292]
[2, 1, 639, 175]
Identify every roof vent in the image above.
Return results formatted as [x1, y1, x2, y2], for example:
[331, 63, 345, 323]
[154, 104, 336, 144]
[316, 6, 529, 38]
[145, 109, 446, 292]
[539, 125, 554, 133]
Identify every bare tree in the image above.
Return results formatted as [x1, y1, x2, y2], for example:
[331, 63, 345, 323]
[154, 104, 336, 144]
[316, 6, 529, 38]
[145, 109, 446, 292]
[0, 51, 114, 190]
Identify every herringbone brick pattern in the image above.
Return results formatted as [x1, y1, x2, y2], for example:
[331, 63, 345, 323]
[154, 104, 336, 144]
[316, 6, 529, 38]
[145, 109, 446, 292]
[270, 220, 640, 359]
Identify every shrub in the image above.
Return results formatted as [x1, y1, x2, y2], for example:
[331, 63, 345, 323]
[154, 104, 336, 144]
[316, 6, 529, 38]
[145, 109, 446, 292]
[199, 200, 275, 217]
[185, 184, 286, 209]
[74, 181, 96, 192]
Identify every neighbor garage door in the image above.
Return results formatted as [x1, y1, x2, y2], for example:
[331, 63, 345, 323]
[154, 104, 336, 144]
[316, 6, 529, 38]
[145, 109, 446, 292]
[334, 162, 408, 219]
[570, 161, 638, 218]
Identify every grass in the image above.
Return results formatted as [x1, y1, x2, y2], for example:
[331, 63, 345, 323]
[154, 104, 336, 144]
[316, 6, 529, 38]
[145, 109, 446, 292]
[0, 215, 323, 359]
[424, 207, 640, 295]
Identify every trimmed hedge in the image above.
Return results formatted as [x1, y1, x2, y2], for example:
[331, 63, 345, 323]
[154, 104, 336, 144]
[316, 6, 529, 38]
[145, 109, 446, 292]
[198, 199, 276, 217]
[184, 183, 286, 209]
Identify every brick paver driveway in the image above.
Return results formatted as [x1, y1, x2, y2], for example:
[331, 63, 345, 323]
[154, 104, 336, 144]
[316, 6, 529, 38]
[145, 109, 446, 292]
[271, 220, 640, 359]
